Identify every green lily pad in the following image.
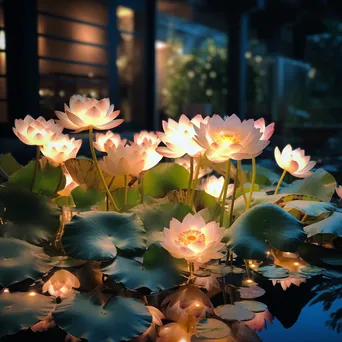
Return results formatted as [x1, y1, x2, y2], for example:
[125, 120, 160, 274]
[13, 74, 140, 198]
[71, 185, 105, 210]
[111, 187, 141, 211]
[102, 243, 186, 291]
[53, 294, 152, 341]
[238, 286, 266, 299]
[62, 211, 146, 261]
[227, 204, 305, 260]
[299, 265, 323, 275]
[0, 153, 22, 178]
[143, 163, 190, 197]
[204, 264, 244, 276]
[298, 243, 342, 267]
[215, 304, 255, 321]
[0, 292, 55, 337]
[288, 272, 309, 279]
[304, 212, 342, 237]
[235, 300, 267, 313]
[50, 256, 87, 268]
[283, 200, 336, 217]
[194, 318, 232, 340]
[321, 256, 342, 266]
[257, 266, 289, 279]
[0, 237, 52, 287]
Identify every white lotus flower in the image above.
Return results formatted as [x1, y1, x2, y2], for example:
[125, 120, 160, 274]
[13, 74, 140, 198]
[13, 115, 63, 146]
[43, 270, 80, 298]
[157, 114, 208, 158]
[55, 95, 123, 132]
[202, 175, 233, 199]
[134, 131, 160, 146]
[93, 131, 126, 152]
[254, 118, 275, 140]
[161, 212, 225, 263]
[194, 114, 270, 162]
[274, 145, 316, 178]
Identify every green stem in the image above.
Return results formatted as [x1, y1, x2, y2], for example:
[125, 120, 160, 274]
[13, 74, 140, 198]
[54, 165, 65, 196]
[106, 176, 115, 211]
[186, 156, 194, 205]
[219, 159, 231, 226]
[229, 170, 239, 227]
[237, 160, 247, 205]
[274, 169, 287, 195]
[140, 172, 145, 204]
[246, 157, 256, 210]
[189, 157, 201, 208]
[124, 175, 128, 206]
[88, 127, 119, 211]
[30, 145, 40, 192]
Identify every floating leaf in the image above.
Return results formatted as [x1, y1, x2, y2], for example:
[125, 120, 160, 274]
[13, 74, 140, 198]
[299, 265, 323, 275]
[62, 211, 146, 261]
[143, 163, 189, 197]
[111, 187, 141, 211]
[283, 200, 336, 217]
[0, 153, 22, 178]
[304, 212, 342, 237]
[215, 304, 255, 321]
[243, 164, 279, 186]
[53, 294, 152, 342]
[50, 256, 87, 268]
[71, 185, 105, 210]
[204, 264, 244, 276]
[322, 270, 342, 278]
[235, 300, 267, 313]
[227, 204, 305, 260]
[256, 265, 289, 279]
[298, 243, 342, 267]
[321, 256, 342, 266]
[0, 237, 52, 287]
[102, 243, 186, 291]
[238, 286, 266, 299]
[194, 318, 231, 340]
[0, 292, 55, 337]
[281, 169, 336, 202]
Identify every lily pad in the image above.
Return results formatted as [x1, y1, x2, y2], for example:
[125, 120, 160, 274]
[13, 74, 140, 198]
[215, 304, 255, 321]
[283, 200, 336, 217]
[50, 256, 87, 268]
[53, 293, 152, 342]
[194, 318, 231, 340]
[62, 211, 146, 261]
[0, 237, 52, 287]
[243, 165, 279, 186]
[71, 185, 105, 210]
[111, 187, 141, 211]
[321, 256, 342, 266]
[204, 264, 244, 276]
[300, 265, 323, 275]
[0, 153, 22, 178]
[304, 212, 342, 237]
[0, 292, 55, 337]
[238, 286, 266, 299]
[257, 266, 289, 279]
[102, 243, 186, 291]
[322, 270, 342, 278]
[235, 300, 267, 313]
[227, 204, 305, 260]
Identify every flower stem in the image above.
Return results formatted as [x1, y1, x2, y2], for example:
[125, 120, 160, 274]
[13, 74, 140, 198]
[237, 160, 247, 205]
[219, 159, 231, 226]
[106, 176, 115, 211]
[189, 157, 201, 208]
[54, 165, 65, 196]
[30, 145, 40, 192]
[140, 172, 145, 204]
[187, 261, 195, 284]
[186, 156, 194, 205]
[229, 171, 239, 227]
[88, 127, 119, 211]
[124, 175, 128, 206]
[274, 169, 287, 195]
[246, 157, 256, 210]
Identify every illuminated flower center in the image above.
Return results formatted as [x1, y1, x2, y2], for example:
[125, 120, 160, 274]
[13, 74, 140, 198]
[178, 230, 206, 246]
[213, 129, 241, 144]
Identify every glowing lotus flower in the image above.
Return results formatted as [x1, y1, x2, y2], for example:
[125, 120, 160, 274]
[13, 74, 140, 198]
[274, 145, 316, 178]
[336, 186, 342, 199]
[99, 144, 146, 176]
[194, 273, 221, 291]
[13, 115, 63, 146]
[55, 95, 123, 132]
[40, 134, 82, 164]
[162, 286, 214, 325]
[157, 322, 191, 342]
[272, 277, 306, 291]
[162, 212, 225, 263]
[254, 118, 275, 141]
[134, 131, 162, 171]
[202, 175, 233, 199]
[245, 310, 274, 332]
[157, 114, 208, 158]
[43, 270, 80, 298]
[194, 114, 270, 162]
[58, 171, 78, 197]
[136, 306, 164, 341]
[93, 131, 126, 152]
[175, 156, 212, 179]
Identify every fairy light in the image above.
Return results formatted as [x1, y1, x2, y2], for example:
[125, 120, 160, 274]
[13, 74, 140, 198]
[293, 262, 300, 266]
[29, 291, 36, 297]
[246, 279, 253, 284]
[3, 288, 9, 293]
[250, 263, 256, 268]
[266, 251, 270, 256]
[194, 302, 201, 308]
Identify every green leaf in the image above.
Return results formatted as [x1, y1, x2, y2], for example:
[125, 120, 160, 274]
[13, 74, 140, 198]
[283, 200, 336, 217]
[0, 153, 22, 178]
[214, 304, 255, 321]
[131, 201, 192, 246]
[194, 318, 231, 340]
[143, 163, 189, 197]
[243, 164, 280, 186]
[227, 204, 306, 259]
[53, 294, 152, 342]
[235, 300, 267, 313]
[111, 187, 141, 211]
[71, 185, 105, 210]
[0, 237, 52, 287]
[280, 169, 336, 202]
[50, 256, 87, 268]
[0, 292, 55, 337]
[62, 211, 146, 261]
[8, 158, 66, 198]
[0, 188, 60, 244]
[102, 243, 186, 291]
[304, 212, 342, 237]
[298, 243, 342, 267]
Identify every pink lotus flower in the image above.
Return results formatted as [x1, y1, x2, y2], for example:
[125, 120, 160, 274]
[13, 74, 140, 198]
[202, 175, 233, 199]
[13, 115, 63, 146]
[254, 118, 275, 140]
[93, 131, 126, 152]
[55, 95, 123, 132]
[274, 145, 316, 178]
[245, 310, 274, 332]
[272, 276, 306, 291]
[43, 270, 80, 299]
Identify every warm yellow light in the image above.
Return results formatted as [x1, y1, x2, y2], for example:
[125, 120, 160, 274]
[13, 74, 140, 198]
[246, 279, 253, 283]
[29, 291, 36, 297]
[3, 288, 9, 293]
[156, 40, 168, 49]
[179, 339, 187, 342]
[294, 262, 300, 266]
[117, 6, 133, 17]
[250, 264, 256, 268]
[194, 302, 201, 307]
[0, 30, 5, 50]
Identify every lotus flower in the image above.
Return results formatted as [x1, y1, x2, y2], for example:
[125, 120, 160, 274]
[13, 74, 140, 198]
[93, 131, 126, 152]
[272, 277, 306, 291]
[175, 156, 212, 179]
[162, 286, 214, 325]
[134, 131, 162, 171]
[162, 212, 225, 263]
[245, 310, 274, 332]
[99, 144, 146, 176]
[157, 322, 191, 342]
[194, 273, 221, 292]
[156, 114, 208, 158]
[202, 175, 233, 199]
[274, 145, 316, 178]
[254, 118, 275, 140]
[336, 186, 342, 199]
[40, 134, 82, 164]
[58, 171, 78, 197]
[55, 95, 123, 132]
[43, 270, 80, 298]
[13, 115, 63, 146]
[136, 306, 164, 341]
[194, 114, 270, 162]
